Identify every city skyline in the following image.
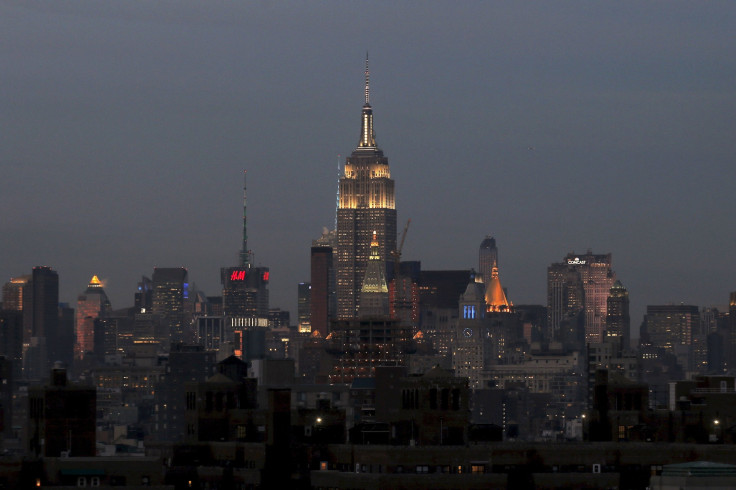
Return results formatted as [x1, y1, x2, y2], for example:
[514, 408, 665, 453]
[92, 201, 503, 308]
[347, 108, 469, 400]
[2, 3, 735, 331]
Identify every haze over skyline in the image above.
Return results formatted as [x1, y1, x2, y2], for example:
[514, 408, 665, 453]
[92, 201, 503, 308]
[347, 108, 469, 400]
[2, 2, 735, 331]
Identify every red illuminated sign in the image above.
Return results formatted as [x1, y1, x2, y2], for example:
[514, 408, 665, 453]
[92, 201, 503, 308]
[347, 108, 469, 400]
[262, 271, 269, 281]
[230, 270, 246, 281]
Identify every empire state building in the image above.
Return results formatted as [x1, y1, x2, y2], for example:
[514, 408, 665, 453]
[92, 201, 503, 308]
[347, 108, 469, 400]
[336, 58, 397, 318]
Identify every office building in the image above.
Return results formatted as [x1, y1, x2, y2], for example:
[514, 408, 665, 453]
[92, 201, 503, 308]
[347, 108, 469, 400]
[605, 280, 630, 349]
[310, 229, 336, 337]
[75, 275, 111, 361]
[547, 251, 615, 345]
[336, 57, 397, 318]
[28, 365, 96, 457]
[23, 266, 60, 380]
[641, 304, 700, 371]
[297, 282, 311, 333]
[152, 267, 190, 344]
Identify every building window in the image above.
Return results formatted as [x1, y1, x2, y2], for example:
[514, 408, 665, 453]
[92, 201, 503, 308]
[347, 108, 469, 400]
[471, 464, 485, 474]
[90, 477, 100, 487]
[416, 465, 429, 474]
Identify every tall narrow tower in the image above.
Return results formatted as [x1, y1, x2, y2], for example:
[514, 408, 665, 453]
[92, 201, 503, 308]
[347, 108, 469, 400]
[336, 56, 397, 318]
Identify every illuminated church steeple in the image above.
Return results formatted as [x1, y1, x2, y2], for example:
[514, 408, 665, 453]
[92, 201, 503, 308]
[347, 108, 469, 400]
[336, 56, 397, 318]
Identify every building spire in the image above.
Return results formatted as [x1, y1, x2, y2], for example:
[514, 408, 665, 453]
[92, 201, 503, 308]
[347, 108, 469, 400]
[239, 170, 251, 268]
[364, 52, 370, 105]
[358, 54, 377, 149]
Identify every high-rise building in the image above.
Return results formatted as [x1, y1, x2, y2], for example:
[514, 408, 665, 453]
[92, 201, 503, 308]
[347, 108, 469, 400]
[151, 267, 189, 345]
[605, 280, 630, 349]
[2, 275, 30, 311]
[297, 282, 311, 333]
[641, 304, 700, 371]
[547, 251, 615, 345]
[310, 229, 336, 337]
[336, 57, 397, 318]
[479, 236, 498, 287]
[75, 275, 111, 361]
[23, 266, 60, 380]
[221, 171, 270, 318]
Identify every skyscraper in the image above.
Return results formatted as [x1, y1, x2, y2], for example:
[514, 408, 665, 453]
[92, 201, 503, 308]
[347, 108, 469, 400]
[75, 275, 111, 360]
[478, 235, 498, 287]
[152, 267, 189, 344]
[336, 57, 397, 318]
[605, 280, 630, 349]
[310, 229, 336, 337]
[23, 266, 60, 380]
[547, 251, 615, 344]
[221, 171, 270, 318]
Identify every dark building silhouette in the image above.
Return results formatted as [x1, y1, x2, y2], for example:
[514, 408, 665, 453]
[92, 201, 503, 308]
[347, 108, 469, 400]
[28, 365, 96, 457]
[23, 266, 60, 380]
[478, 235, 498, 287]
[310, 244, 334, 337]
[0, 310, 23, 381]
[155, 343, 216, 442]
[152, 267, 189, 345]
[336, 57, 397, 318]
[605, 280, 630, 349]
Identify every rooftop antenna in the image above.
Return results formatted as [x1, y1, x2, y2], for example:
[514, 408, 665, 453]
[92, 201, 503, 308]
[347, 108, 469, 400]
[239, 170, 251, 268]
[364, 52, 370, 105]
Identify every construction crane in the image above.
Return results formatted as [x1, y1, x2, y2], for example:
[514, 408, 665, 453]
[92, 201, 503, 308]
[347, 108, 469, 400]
[390, 219, 411, 319]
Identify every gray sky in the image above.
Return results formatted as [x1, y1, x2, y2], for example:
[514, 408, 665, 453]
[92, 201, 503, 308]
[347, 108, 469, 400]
[2, 2, 735, 332]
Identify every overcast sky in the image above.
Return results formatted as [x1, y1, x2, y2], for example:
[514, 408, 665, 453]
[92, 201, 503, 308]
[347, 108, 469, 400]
[2, 2, 735, 333]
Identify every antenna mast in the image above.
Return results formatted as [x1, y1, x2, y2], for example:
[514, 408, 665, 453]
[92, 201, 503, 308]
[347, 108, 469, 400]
[239, 170, 251, 268]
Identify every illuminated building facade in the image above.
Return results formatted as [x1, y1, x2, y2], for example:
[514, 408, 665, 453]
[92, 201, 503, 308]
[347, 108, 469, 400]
[358, 232, 389, 318]
[75, 275, 111, 360]
[2, 275, 30, 311]
[336, 58, 397, 318]
[547, 251, 615, 344]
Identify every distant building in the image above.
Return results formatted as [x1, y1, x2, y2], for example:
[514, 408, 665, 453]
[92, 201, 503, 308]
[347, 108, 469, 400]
[336, 58, 397, 318]
[23, 266, 60, 380]
[297, 282, 311, 333]
[310, 229, 336, 337]
[28, 365, 96, 457]
[547, 251, 615, 345]
[478, 235, 498, 288]
[75, 275, 111, 361]
[641, 304, 700, 371]
[605, 280, 630, 349]
[152, 267, 189, 345]
[357, 232, 390, 318]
